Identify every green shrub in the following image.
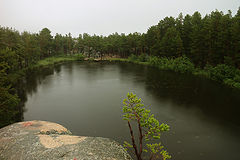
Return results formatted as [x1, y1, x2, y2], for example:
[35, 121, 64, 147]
[233, 75, 240, 83]
[233, 82, 240, 88]
[223, 78, 235, 87]
[148, 56, 161, 67]
[128, 54, 138, 62]
[171, 56, 195, 73]
[148, 56, 194, 73]
[207, 64, 236, 81]
[138, 53, 148, 62]
[74, 54, 85, 61]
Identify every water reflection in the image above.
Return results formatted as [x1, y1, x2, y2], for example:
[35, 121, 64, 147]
[118, 62, 240, 125]
[19, 62, 240, 160]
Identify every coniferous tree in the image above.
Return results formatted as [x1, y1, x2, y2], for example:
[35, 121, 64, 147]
[231, 8, 240, 67]
[190, 12, 204, 65]
[39, 28, 52, 58]
[160, 27, 183, 57]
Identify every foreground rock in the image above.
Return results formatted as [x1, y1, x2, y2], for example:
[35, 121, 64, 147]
[0, 120, 132, 160]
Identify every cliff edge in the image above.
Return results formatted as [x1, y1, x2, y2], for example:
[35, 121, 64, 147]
[0, 120, 132, 160]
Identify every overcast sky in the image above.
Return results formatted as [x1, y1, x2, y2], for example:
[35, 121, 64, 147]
[0, 0, 239, 37]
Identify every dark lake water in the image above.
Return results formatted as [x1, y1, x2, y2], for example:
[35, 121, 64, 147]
[22, 61, 240, 160]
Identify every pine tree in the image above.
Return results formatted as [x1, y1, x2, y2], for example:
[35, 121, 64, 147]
[160, 27, 183, 57]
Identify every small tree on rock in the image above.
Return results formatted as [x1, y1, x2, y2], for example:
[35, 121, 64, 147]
[122, 92, 171, 160]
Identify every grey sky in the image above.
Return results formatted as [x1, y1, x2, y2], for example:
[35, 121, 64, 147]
[0, 0, 239, 37]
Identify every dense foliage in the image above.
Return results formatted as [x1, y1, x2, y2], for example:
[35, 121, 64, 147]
[0, 8, 240, 127]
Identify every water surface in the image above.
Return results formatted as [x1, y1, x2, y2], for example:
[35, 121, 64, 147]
[23, 62, 240, 160]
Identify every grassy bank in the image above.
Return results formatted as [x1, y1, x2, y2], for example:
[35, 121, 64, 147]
[34, 54, 84, 68]
[109, 55, 240, 89]
[8, 54, 85, 85]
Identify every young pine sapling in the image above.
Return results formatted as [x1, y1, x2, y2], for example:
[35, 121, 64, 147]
[122, 92, 171, 160]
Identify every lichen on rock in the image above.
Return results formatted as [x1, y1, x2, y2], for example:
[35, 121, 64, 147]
[0, 120, 132, 160]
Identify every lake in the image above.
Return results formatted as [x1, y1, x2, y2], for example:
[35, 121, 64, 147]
[22, 61, 240, 160]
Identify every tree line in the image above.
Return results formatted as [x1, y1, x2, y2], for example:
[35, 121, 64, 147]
[1, 8, 240, 72]
[0, 8, 240, 127]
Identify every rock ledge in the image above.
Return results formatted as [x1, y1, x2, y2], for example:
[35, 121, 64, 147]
[0, 120, 132, 160]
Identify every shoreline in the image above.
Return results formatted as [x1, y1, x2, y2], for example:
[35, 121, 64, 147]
[9, 54, 240, 90]
[108, 57, 240, 90]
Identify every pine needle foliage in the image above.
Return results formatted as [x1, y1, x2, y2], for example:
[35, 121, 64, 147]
[122, 92, 171, 160]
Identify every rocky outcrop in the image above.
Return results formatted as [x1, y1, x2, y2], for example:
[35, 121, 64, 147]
[0, 120, 132, 160]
